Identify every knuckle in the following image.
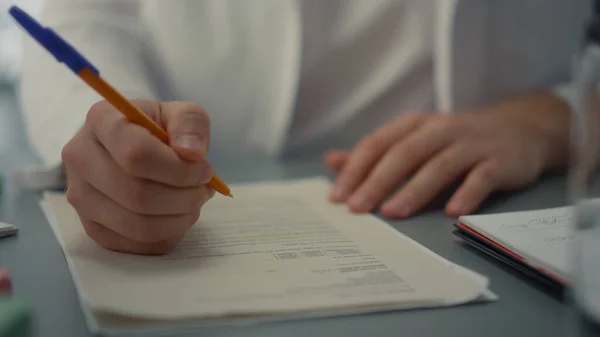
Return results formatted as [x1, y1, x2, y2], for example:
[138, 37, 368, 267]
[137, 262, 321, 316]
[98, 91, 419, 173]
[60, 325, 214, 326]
[181, 162, 212, 187]
[154, 223, 192, 254]
[124, 180, 153, 213]
[394, 141, 419, 161]
[61, 140, 79, 168]
[477, 163, 501, 182]
[360, 132, 388, 152]
[81, 220, 117, 252]
[168, 101, 211, 128]
[337, 166, 367, 189]
[367, 175, 391, 194]
[120, 137, 153, 173]
[174, 189, 205, 214]
[81, 219, 101, 241]
[87, 101, 106, 120]
[338, 164, 361, 181]
[128, 214, 165, 244]
[132, 221, 161, 244]
[177, 171, 199, 188]
[133, 216, 191, 245]
[85, 101, 112, 129]
[398, 188, 420, 206]
[65, 182, 83, 208]
[61, 130, 89, 171]
[432, 154, 455, 176]
[89, 100, 110, 112]
[186, 103, 210, 121]
[182, 102, 209, 117]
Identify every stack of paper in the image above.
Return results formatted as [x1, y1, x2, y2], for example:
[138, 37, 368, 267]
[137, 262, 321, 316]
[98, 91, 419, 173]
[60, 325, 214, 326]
[41, 177, 495, 335]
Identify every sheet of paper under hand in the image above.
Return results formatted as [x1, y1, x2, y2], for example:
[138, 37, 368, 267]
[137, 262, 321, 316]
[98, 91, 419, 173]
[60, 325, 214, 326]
[41, 177, 494, 332]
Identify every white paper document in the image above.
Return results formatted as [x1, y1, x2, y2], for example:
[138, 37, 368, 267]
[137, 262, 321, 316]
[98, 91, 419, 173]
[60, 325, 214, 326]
[41, 177, 494, 333]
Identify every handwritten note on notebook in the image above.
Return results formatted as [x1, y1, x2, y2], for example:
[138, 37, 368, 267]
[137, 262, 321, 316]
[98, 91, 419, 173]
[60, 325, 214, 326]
[458, 206, 575, 280]
[41, 177, 493, 333]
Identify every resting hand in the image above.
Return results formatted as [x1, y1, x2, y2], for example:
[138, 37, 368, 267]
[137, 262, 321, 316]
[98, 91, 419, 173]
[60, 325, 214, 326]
[324, 92, 570, 218]
[62, 99, 214, 255]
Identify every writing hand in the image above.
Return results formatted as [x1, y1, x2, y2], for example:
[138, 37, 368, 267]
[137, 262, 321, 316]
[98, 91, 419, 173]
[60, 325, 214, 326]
[62, 99, 213, 254]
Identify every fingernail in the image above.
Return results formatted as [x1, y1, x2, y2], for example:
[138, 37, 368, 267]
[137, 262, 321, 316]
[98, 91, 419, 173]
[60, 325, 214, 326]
[330, 185, 350, 201]
[176, 134, 203, 152]
[348, 193, 373, 211]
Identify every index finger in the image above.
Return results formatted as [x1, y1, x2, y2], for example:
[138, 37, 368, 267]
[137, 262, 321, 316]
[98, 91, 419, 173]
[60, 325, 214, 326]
[330, 112, 428, 202]
[87, 100, 211, 187]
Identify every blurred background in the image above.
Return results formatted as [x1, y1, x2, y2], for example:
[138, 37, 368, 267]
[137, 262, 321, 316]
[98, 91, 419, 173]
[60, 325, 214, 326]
[0, 0, 45, 197]
[0, 0, 42, 87]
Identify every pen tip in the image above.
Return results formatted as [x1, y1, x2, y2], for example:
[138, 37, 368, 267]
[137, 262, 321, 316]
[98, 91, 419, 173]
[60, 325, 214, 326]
[227, 193, 234, 198]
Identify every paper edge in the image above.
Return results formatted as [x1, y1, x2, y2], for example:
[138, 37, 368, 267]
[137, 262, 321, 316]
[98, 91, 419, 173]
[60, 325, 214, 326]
[40, 199, 102, 334]
[95, 294, 497, 337]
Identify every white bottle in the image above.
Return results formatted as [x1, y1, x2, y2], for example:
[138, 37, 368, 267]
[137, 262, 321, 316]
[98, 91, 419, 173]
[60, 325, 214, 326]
[570, 41, 600, 330]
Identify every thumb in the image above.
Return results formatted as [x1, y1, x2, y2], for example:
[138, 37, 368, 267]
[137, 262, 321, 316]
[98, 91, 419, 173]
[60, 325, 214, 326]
[161, 101, 211, 162]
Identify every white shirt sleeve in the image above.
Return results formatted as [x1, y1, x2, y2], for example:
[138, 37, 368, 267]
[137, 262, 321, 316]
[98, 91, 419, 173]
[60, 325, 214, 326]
[17, 0, 158, 167]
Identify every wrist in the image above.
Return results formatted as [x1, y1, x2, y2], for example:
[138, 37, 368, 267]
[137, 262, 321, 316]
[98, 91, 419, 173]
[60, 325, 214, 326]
[526, 92, 572, 173]
[474, 90, 572, 173]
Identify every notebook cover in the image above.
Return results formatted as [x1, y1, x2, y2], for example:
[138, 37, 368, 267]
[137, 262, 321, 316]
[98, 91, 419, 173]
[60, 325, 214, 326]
[452, 224, 564, 295]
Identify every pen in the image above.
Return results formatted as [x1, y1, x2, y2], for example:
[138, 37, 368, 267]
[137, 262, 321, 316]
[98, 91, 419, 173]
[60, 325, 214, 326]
[8, 5, 233, 198]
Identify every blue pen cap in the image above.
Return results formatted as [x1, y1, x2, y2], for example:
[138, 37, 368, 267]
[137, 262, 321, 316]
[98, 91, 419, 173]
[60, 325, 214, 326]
[8, 5, 99, 75]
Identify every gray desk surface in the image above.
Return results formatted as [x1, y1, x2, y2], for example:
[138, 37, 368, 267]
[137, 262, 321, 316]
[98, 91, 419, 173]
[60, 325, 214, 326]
[0, 86, 580, 337]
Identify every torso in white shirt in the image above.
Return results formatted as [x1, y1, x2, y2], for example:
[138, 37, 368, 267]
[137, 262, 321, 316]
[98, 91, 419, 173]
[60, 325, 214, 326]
[286, 0, 435, 153]
[144, 0, 435, 157]
[18, 0, 586, 169]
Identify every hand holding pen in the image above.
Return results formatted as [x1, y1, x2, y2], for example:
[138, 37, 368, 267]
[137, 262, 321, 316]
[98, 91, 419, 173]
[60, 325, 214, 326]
[9, 6, 230, 255]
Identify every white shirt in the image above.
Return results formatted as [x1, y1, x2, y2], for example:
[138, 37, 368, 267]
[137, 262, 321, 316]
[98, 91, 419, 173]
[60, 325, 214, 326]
[18, 0, 434, 165]
[18, 0, 585, 169]
[286, 0, 435, 153]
